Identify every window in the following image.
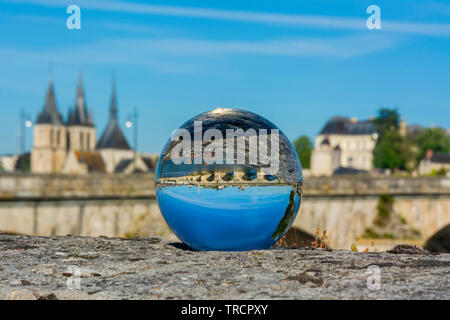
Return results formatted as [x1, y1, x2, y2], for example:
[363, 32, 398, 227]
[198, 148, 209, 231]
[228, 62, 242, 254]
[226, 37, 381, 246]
[80, 132, 84, 150]
[50, 129, 54, 145]
[348, 157, 353, 167]
[57, 130, 61, 146]
[87, 132, 90, 150]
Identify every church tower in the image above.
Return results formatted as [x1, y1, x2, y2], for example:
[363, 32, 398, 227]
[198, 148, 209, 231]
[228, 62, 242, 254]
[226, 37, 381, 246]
[31, 80, 67, 173]
[66, 74, 96, 151]
[96, 78, 133, 173]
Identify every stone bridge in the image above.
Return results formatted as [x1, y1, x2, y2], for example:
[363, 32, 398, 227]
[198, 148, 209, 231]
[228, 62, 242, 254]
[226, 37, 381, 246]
[0, 172, 449, 249]
[293, 177, 450, 249]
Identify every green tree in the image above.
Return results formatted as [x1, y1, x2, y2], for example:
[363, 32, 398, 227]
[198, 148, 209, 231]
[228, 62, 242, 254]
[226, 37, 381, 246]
[373, 129, 411, 170]
[293, 135, 313, 169]
[373, 108, 400, 140]
[372, 108, 412, 171]
[414, 127, 450, 163]
[15, 153, 31, 172]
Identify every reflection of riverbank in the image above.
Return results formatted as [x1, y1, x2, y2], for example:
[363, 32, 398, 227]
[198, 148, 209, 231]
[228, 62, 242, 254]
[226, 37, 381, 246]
[272, 190, 297, 240]
[156, 179, 303, 195]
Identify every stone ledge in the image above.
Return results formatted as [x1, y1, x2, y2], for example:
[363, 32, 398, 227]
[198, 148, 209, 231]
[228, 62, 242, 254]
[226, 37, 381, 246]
[1, 173, 449, 200]
[0, 233, 448, 300]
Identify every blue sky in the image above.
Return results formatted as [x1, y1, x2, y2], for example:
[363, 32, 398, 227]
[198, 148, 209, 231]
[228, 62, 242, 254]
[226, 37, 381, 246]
[0, 0, 449, 155]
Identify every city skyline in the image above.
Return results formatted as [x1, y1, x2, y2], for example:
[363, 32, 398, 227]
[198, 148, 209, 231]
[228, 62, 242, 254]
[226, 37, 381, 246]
[0, 0, 449, 155]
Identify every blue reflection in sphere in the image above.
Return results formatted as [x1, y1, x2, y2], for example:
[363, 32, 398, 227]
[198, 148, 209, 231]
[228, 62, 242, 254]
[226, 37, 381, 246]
[155, 108, 303, 251]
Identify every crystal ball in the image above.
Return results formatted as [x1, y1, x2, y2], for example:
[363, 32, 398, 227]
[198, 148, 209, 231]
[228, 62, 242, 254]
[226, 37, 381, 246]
[155, 108, 303, 251]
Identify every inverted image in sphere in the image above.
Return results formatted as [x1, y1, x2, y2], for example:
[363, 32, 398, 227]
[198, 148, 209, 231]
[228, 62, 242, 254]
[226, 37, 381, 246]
[155, 108, 303, 251]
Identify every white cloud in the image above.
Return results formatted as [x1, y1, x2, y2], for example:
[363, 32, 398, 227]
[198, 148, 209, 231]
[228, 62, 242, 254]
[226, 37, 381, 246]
[0, 33, 398, 72]
[115, 34, 396, 58]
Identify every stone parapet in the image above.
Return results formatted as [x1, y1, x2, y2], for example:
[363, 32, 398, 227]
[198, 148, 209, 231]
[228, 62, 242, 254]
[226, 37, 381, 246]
[0, 234, 448, 300]
[0, 172, 156, 200]
[1, 173, 449, 200]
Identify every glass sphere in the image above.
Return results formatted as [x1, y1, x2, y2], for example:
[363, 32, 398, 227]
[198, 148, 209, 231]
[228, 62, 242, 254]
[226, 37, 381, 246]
[155, 108, 303, 251]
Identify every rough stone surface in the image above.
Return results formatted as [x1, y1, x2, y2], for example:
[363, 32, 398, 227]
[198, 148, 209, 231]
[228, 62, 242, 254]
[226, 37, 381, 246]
[0, 233, 448, 300]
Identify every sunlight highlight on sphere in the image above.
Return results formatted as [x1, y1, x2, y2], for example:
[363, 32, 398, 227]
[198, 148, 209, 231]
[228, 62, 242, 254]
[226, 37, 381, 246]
[155, 108, 303, 251]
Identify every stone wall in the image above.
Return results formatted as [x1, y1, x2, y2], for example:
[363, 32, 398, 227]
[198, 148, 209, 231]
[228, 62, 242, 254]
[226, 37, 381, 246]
[294, 195, 450, 249]
[1, 173, 448, 199]
[0, 199, 176, 241]
[302, 176, 450, 196]
[0, 172, 155, 199]
[0, 172, 171, 240]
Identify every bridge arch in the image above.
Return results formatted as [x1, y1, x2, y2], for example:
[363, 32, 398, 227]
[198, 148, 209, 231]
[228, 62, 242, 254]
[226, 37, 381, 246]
[424, 224, 450, 253]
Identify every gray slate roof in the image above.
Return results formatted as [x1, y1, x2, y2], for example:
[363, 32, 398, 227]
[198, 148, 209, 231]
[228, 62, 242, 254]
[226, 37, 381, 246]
[333, 166, 368, 175]
[67, 75, 94, 127]
[96, 119, 130, 150]
[114, 158, 133, 173]
[96, 81, 131, 150]
[320, 116, 376, 135]
[430, 153, 450, 164]
[142, 157, 156, 171]
[36, 81, 64, 125]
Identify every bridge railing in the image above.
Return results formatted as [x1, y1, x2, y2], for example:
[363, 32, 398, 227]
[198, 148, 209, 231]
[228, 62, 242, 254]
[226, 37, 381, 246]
[0, 172, 449, 201]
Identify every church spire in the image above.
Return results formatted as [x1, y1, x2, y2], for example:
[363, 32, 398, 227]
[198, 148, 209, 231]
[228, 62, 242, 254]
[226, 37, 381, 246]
[67, 71, 93, 127]
[75, 72, 87, 122]
[96, 77, 131, 151]
[110, 76, 117, 120]
[76, 71, 84, 100]
[45, 80, 57, 113]
[36, 79, 63, 125]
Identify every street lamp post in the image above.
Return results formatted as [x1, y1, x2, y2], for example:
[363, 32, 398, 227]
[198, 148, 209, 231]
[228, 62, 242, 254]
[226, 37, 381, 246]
[19, 108, 32, 155]
[126, 107, 139, 166]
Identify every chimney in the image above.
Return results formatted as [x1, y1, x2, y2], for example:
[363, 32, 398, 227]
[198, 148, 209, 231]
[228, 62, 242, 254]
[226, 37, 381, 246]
[399, 117, 407, 137]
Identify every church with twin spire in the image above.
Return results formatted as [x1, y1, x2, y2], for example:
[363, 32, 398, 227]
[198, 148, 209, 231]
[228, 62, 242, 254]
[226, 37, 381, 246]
[31, 75, 152, 174]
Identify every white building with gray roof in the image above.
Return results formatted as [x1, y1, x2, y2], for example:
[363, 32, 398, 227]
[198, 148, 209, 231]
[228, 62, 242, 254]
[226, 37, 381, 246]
[311, 116, 378, 176]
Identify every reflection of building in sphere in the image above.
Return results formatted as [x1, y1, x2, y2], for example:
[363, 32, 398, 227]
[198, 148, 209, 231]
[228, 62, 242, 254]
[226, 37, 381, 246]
[155, 108, 303, 251]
